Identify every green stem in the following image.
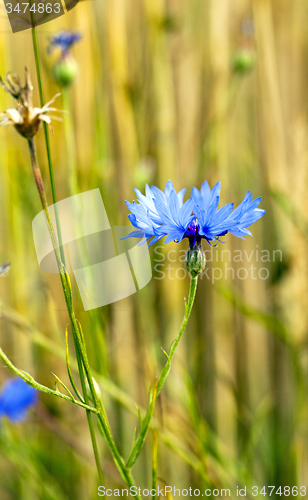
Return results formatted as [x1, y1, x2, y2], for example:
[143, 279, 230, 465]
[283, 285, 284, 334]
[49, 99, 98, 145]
[151, 429, 158, 500]
[75, 347, 105, 486]
[31, 25, 66, 266]
[27, 138, 142, 496]
[0, 345, 98, 414]
[126, 277, 198, 469]
[62, 87, 79, 195]
[27, 138, 104, 485]
[156, 276, 198, 396]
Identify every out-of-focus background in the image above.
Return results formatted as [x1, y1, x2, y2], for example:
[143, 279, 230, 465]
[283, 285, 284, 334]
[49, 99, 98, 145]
[0, 0, 308, 498]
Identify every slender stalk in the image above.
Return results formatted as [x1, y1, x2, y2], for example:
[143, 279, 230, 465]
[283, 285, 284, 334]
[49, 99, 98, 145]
[125, 277, 198, 470]
[62, 87, 108, 374]
[156, 276, 198, 396]
[151, 429, 158, 500]
[62, 87, 79, 195]
[0, 345, 99, 414]
[27, 138, 142, 497]
[28, 138, 104, 485]
[75, 349, 105, 486]
[31, 25, 66, 266]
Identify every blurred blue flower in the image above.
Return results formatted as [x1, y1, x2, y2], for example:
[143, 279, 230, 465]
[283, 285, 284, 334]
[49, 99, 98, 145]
[0, 262, 10, 277]
[124, 180, 266, 246]
[0, 378, 38, 423]
[48, 31, 82, 56]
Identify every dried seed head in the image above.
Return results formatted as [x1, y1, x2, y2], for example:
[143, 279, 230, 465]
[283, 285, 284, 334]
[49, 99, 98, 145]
[0, 67, 62, 139]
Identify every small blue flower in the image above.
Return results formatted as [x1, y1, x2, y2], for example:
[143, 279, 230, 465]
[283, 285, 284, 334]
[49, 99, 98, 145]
[48, 31, 82, 56]
[0, 378, 38, 423]
[0, 262, 10, 277]
[124, 180, 266, 246]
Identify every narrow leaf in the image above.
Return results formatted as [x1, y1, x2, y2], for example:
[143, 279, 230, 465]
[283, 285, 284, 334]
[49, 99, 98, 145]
[51, 372, 75, 401]
[65, 326, 84, 402]
[126, 380, 158, 468]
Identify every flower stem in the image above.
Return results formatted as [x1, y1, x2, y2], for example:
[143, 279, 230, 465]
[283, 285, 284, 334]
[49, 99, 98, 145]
[125, 276, 198, 470]
[0, 345, 99, 413]
[156, 276, 198, 396]
[27, 138, 104, 485]
[62, 86, 79, 195]
[31, 25, 66, 266]
[27, 138, 142, 496]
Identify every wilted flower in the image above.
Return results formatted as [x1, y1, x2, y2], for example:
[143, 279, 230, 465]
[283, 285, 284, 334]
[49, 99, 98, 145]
[0, 67, 61, 139]
[124, 180, 266, 246]
[0, 378, 38, 423]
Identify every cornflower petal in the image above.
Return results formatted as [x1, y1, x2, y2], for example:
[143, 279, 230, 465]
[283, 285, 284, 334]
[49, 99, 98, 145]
[124, 180, 265, 247]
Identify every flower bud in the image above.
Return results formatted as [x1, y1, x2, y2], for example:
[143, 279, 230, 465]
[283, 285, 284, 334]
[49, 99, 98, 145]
[52, 56, 78, 88]
[232, 48, 254, 74]
[185, 242, 206, 278]
[85, 377, 101, 403]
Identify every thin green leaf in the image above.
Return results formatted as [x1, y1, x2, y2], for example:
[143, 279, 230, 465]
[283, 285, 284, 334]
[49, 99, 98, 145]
[152, 429, 158, 499]
[51, 372, 75, 401]
[136, 405, 142, 430]
[76, 319, 86, 345]
[126, 381, 158, 469]
[0, 320, 98, 413]
[65, 326, 84, 402]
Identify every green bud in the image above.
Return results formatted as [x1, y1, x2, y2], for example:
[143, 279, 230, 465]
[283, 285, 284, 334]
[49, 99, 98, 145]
[85, 377, 101, 403]
[185, 242, 206, 278]
[52, 56, 78, 88]
[232, 49, 254, 74]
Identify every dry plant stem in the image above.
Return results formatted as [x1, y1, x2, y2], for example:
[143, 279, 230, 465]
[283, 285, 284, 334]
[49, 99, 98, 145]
[27, 137, 142, 497]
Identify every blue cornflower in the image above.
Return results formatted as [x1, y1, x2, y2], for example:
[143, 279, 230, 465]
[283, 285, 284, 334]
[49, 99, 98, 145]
[0, 378, 38, 423]
[123, 181, 193, 246]
[191, 181, 265, 243]
[124, 180, 265, 246]
[48, 31, 82, 56]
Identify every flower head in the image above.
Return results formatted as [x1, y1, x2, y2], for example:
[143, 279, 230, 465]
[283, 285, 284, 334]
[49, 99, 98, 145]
[0, 378, 38, 423]
[0, 68, 61, 139]
[48, 31, 82, 87]
[124, 180, 266, 246]
[48, 31, 82, 57]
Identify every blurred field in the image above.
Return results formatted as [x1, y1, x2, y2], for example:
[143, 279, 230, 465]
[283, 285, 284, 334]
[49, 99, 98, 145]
[0, 0, 308, 498]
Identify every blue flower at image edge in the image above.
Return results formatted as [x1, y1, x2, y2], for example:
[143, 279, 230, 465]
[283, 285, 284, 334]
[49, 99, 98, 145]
[123, 180, 266, 246]
[0, 378, 38, 423]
